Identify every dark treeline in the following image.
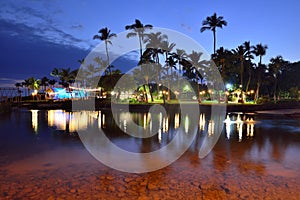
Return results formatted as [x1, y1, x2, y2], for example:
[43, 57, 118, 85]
[17, 15, 299, 103]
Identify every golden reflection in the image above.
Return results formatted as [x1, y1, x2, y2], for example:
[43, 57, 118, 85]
[47, 110, 106, 132]
[208, 120, 215, 136]
[246, 118, 255, 137]
[184, 115, 189, 133]
[224, 113, 256, 141]
[238, 122, 243, 142]
[143, 113, 147, 130]
[174, 113, 180, 129]
[47, 110, 66, 130]
[158, 128, 162, 143]
[199, 113, 206, 131]
[162, 116, 169, 133]
[31, 110, 38, 133]
[102, 114, 106, 128]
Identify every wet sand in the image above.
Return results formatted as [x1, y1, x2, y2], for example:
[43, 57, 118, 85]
[0, 110, 299, 199]
[1, 139, 299, 199]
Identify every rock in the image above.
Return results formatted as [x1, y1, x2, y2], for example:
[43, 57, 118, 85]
[124, 177, 134, 182]
[138, 196, 151, 200]
[147, 183, 157, 190]
[70, 189, 76, 193]
[106, 175, 114, 180]
[108, 185, 116, 192]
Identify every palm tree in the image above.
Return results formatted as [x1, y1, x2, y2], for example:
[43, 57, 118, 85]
[161, 41, 176, 100]
[188, 50, 206, 97]
[125, 19, 153, 61]
[252, 43, 268, 101]
[40, 76, 49, 91]
[200, 13, 227, 54]
[144, 32, 167, 96]
[269, 56, 289, 102]
[252, 43, 268, 66]
[93, 27, 117, 77]
[50, 68, 77, 88]
[15, 82, 22, 101]
[212, 47, 232, 80]
[48, 79, 57, 88]
[232, 42, 253, 90]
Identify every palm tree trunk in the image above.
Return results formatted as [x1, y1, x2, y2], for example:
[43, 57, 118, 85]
[143, 84, 148, 102]
[138, 34, 143, 62]
[240, 57, 244, 89]
[255, 81, 260, 102]
[245, 72, 251, 92]
[213, 29, 216, 54]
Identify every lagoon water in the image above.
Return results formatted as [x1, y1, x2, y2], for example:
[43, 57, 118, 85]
[0, 109, 299, 199]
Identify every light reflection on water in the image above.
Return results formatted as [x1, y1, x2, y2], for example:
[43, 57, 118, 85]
[33, 110, 261, 143]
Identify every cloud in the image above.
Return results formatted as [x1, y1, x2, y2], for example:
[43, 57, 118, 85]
[0, 2, 93, 50]
[180, 23, 192, 32]
[70, 24, 84, 30]
[0, 77, 23, 87]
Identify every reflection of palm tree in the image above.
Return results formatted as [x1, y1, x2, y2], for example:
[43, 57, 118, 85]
[200, 13, 227, 54]
[269, 56, 288, 102]
[93, 27, 117, 77]
[125, 19, 153, 61]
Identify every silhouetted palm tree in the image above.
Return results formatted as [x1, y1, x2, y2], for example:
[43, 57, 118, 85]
[144, 32, 167, 96]
[212, 47, 232, 79]
[252, 43, 268, 66]
[200, 13, 227, 54]
[93, 27, 117, 76]
[232, 42, 253, 89]
[125, 19, 153, 61]
[48, 79, 57, 88]
[269, 56, 289, 102]
[188, 50, 206, 97]
[252, 43, 268, 101]
[40, 76, 49, 91]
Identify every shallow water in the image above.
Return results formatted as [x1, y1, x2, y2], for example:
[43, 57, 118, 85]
[0, 109, 299, 199]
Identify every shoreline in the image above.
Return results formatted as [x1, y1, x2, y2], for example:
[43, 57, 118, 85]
[8, 99, 300, 113]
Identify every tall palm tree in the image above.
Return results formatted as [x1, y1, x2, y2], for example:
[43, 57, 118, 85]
[174, 49, 187, 75]
[232, 42, 253, 90]
[252, 43, 268, 101]
[269, 56, 289, 103]
[93, 27, 117, 77]
[200, 13, 227, 54]
[161, 41, 176, 100]
[144, 32, 167, 96]
[125, 19, 153, 61]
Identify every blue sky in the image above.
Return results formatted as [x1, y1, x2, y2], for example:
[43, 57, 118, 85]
[0, 0, 299, 87]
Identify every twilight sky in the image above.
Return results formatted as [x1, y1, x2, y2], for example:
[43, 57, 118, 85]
[0, 0, 299, 87]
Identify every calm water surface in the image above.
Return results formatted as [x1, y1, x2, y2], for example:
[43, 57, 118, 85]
[0, 109, 299, 199]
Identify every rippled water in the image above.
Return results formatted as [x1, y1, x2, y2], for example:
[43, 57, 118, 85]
[0, 109, 299, 199]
